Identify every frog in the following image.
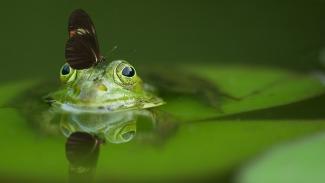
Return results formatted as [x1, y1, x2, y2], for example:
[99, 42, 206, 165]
[45, 59, 167, 144]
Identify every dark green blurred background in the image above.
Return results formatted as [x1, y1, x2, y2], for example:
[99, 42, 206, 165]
[0, 0, 324, 82]
[1, 1, 325, 182]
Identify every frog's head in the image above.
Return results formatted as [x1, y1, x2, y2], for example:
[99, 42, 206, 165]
[49, 60, 164, 113]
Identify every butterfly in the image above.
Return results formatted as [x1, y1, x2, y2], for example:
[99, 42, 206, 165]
[65, 9, 103, 70]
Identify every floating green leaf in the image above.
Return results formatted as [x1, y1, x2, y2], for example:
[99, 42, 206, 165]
[161, 65, 325, 121]
[238, 132, 325, 183]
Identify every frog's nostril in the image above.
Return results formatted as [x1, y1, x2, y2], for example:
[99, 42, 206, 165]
[97, 84, 108, 91]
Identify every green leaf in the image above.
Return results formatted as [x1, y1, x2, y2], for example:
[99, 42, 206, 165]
[161, 65, 325, 121]
[238, 132, 325, 183]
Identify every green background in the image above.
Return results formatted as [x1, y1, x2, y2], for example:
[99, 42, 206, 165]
[0, 0, 324, 82]
[1, 0, 325, 182]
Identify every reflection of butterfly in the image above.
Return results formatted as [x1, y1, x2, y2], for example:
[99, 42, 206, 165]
[65, 9, 103, 70]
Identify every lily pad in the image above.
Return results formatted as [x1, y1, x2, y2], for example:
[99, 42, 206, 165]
[237, 132, 325, 183]
[161, 65, 325, 121]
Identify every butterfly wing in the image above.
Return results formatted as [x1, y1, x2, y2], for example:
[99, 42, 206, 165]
[65, 34, 99, 69]
[65, 9, 101, 69]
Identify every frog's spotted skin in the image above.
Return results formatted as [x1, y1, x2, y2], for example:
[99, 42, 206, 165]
[47, 60, 164, 114]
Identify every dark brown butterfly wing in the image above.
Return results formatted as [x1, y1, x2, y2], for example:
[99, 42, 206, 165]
[65, 9, 101, 69]
[65, 34, 99, 69]
[68, 9, 96, 36]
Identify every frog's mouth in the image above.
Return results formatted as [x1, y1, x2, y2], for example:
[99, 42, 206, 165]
[52, 97, 165, 114]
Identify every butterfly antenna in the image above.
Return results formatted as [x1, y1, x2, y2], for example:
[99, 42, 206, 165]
[105, 45, 118, 57]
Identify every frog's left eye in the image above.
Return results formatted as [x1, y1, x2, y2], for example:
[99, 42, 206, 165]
[60, 63, 77, 84]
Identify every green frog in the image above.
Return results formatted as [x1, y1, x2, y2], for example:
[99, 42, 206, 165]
[45, 59, 167, 144]
[51, 60, 164, 113]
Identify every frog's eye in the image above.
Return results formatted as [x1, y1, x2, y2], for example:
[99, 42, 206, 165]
[60, 63, 77, 83]
[122, 66, 135, 77]
[115, 62, 137, 85]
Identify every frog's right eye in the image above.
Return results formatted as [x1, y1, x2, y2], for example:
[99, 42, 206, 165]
[60, 63, 76, 83]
